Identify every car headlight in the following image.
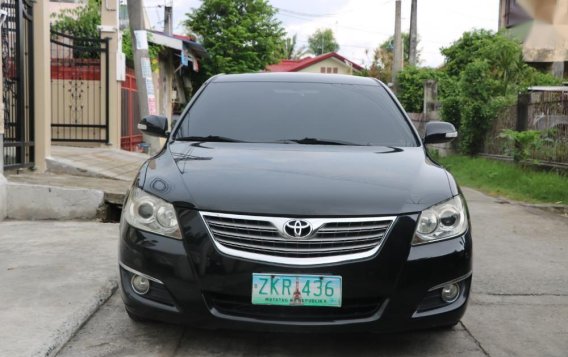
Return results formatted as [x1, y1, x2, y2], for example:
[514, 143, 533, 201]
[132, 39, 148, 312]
[123, 187, 182, 239]
[413, 195, 468, 245]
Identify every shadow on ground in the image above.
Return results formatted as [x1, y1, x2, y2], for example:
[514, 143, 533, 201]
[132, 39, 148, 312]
[59, 293, 484, 357]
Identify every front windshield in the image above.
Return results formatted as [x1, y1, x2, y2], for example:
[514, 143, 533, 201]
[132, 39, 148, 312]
[175, 81, 418, 147]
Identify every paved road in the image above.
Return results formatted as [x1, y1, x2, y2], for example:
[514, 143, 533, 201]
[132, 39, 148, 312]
[58, 188, 568, 357]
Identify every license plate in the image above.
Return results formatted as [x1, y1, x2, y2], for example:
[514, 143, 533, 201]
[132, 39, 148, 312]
[251, 273, 342, 307]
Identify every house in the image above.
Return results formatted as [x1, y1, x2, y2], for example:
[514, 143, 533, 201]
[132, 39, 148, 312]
[499, 0, 568, 78]
[266, 52, 363, 75]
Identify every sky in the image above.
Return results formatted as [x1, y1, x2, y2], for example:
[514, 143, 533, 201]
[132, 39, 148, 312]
[144, 0, 500, 68]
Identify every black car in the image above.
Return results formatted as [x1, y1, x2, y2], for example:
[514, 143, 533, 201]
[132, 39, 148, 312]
[119, 73, 472, 332]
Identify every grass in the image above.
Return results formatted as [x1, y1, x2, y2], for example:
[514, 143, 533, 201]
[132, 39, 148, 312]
[436, 155, 568, 205]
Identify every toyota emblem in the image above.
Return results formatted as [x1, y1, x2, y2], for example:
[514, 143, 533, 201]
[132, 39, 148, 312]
[284, 220, 312, 238]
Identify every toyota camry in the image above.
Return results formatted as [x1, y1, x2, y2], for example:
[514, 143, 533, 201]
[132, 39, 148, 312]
[119, 73, 472, 332]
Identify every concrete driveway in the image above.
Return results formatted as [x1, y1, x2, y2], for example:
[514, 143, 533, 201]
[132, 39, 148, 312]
[56, 188, 568, 356]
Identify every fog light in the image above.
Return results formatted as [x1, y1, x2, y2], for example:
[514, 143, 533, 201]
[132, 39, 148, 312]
[131, 275, 150, 295]
[441, 283, 460, 303]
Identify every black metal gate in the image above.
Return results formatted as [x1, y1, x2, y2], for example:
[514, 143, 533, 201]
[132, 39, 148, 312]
[2, 0, 34, 169]
[50, 30, 109, 143]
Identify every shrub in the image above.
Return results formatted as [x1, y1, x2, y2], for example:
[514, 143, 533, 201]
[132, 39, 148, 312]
[397, 66, 445, 113]
[435, 30, 561, 154]
[499, 129, 544, 163]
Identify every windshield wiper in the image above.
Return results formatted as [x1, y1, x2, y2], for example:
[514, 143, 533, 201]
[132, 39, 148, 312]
[275, 137, 365, 146]
[175, 135, 245, 143]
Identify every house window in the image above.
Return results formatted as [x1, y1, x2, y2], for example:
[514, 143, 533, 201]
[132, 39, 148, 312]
[321, 67, 339, 74]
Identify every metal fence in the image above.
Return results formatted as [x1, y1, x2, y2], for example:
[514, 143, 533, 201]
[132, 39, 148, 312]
[120, 68, 143, 151]
[482, 105, 517, 156]
[482, 90, 568, 165]
[50, 30, 109, 143]
[2, 0, 34, 170]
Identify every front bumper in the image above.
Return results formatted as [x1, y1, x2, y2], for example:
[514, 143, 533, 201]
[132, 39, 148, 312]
[119, 210, 472, 332]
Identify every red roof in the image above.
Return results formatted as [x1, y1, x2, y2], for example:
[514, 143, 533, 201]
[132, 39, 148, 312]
[266, 52, 364, 72]
[173, 34, 197, 42]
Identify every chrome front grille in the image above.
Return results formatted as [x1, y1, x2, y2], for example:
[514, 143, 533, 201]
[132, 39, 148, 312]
[201, 212, 396, 265]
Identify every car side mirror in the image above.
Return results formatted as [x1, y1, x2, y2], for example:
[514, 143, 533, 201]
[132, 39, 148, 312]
[138, 115, 169, 138]
[424, 121, 458, 145]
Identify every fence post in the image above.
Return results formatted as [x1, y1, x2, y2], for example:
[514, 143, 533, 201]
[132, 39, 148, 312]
[33, 0, 51, 172]
[516, 93, 530, 132]
[101, 0, 123, 149]
[423, 80, 440, 120]
[515, 92, 530, 158]
[101, 0, 125, 149]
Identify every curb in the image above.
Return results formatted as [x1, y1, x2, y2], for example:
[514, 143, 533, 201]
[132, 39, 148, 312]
[464, 187, 568, 217]
[33, 279, 118, 357]
[46, 157, 134, 182]
[46, 157, 119, 181]
[492, 196, 568, 217]
[520, 203, 568, 216]
[6, 182, 105, 220]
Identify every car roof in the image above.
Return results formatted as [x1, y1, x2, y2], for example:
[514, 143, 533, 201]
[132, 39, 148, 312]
[212, 72, 381, 86]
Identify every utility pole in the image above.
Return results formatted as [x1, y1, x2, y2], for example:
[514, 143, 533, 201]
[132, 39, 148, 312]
[409, 0, 418, 67]
[159, 2, 174, 122]
[127, 0, 161, 153]
[392, 0, 403, 92]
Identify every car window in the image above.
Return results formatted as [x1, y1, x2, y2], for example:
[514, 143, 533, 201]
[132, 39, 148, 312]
[175, 81, 418, 147]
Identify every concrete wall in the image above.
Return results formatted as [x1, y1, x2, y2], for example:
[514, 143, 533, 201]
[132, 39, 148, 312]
[298, 58, 355, 75]
[500, 0, 568, 74]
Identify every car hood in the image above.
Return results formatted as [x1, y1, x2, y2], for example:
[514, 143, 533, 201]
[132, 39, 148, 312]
[140, 142, 453, 216]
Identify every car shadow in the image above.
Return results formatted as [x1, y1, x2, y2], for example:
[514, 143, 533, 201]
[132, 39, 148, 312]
[171, 324, 470, 356]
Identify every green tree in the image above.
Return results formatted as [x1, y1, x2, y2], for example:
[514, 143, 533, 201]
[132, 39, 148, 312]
[51, 0, 101, 39]
[397, 66, 445, 113]
[184, 0, 286, 76]
[283, 34, 311, 60]
[437, 30, 561, 154]
[457, 60, 504, 154]
[307, 28, 339, 56]
[440, 29, 495, 77]
[52, 0, 136, 62]
[51, 0, 101, 58]
[366, 33, 420, 83]
[381, 33, 418, 66]
[441, 30, 531, 95]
